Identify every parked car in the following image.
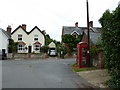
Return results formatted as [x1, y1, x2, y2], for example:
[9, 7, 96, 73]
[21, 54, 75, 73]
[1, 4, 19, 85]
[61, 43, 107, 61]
[48, 48, 57, 56]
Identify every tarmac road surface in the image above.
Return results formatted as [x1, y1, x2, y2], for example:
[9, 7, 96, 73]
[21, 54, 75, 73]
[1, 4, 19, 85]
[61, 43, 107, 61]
[2, 58, 95, 88]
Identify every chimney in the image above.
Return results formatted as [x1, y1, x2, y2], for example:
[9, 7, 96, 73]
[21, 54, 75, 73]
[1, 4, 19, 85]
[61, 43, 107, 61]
[22, 24, 26, 30]
[7, 25, 12, 33]
[89, 21, 93, 28]
[75, 22, 78, 27]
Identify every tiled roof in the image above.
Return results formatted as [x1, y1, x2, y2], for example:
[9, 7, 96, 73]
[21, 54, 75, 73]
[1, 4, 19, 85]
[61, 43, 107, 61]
[84, 30, 101, 44]
[12, 26, 45, 35]
[62, 26, 84, 35]
[90, 32, 101, 44]
[18, 41, 26, 45]
[62, 26, 101, 35]
[34, 42, 41, 45]
[0, 28, 11, 38]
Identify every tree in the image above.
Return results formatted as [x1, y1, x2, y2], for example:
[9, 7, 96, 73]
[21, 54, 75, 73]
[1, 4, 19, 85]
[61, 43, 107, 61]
[40, 45, 49, 53]
[45, 34, 60, 48]
[99, 4, 120, 88]
[8, 39, 18, 53]
[62, 34, 82, 54]
[45, 34, 53, 45]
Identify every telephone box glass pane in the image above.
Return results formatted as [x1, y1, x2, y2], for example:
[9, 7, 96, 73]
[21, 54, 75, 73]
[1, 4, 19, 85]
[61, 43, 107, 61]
[82, 48, 87, 65]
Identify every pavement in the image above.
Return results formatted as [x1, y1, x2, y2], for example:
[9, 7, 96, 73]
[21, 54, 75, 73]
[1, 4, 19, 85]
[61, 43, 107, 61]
[77, 69, 110, 88]
[2, 58, 96, 88]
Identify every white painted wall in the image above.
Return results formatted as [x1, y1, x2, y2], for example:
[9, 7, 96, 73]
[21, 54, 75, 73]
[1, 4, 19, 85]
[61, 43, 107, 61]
[28, 28, 45, 46]
[0, 29, 9, 55]
[28, 28, 45, 53]
[12, 28, 28, 43]
[12, 27, 28, 53]
[48, 42, 56, 48]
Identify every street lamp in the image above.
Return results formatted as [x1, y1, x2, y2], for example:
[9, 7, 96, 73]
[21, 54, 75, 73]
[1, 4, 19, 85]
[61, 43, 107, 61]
[86, 0, 90, 67]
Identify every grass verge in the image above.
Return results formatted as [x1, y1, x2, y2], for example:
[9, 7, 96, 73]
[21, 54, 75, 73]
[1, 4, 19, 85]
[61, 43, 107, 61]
[72, 63, 97, 72]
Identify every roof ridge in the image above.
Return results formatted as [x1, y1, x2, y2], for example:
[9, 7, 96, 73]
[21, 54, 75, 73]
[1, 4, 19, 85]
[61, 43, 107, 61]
[0, 28, 11, 38]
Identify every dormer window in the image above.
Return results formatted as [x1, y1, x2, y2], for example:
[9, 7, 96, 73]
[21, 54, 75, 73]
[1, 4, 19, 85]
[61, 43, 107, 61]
[18, 34, 22, 41]
[34, 35, 38, 41]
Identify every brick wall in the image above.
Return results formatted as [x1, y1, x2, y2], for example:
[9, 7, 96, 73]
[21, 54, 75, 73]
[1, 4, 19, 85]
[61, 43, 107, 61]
[92, 51, 105, 68]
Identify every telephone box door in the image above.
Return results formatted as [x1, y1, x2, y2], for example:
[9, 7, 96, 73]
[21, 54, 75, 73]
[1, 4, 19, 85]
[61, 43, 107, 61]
[81, 46, 88, 67]
[76, 42, 88, 68]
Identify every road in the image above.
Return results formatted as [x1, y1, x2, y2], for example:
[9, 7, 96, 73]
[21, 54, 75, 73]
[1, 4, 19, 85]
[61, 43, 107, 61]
[2, 58, 95, 88]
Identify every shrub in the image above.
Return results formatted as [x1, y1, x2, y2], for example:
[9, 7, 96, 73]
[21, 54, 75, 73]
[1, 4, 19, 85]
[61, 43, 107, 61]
[40, 45, 49, 53]
[99, 4, 120, 88]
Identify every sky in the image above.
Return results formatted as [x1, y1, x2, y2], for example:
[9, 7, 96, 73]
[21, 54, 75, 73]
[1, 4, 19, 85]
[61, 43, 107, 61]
[0, 0, 119, 41]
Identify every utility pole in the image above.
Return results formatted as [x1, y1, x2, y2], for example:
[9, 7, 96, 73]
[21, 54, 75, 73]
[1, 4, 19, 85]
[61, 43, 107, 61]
[86, 0, 90, 67]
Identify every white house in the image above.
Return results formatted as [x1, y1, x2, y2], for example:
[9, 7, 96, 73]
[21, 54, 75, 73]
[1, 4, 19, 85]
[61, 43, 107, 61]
[0, 28, 11, 58]
[11, 24, 45, 53]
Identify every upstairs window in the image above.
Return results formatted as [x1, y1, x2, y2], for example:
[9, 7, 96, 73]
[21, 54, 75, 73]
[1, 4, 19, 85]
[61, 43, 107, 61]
[18, 34, 22, 41]
[34, 35, 38, 41]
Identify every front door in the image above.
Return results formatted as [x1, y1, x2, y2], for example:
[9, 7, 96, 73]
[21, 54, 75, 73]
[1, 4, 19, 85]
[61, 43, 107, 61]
[2, 49, 6, 60]
[28, 46, 32, 53]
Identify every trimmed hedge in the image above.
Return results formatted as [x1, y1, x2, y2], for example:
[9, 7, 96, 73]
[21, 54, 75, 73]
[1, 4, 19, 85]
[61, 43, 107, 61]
[99, 4, 120, 88]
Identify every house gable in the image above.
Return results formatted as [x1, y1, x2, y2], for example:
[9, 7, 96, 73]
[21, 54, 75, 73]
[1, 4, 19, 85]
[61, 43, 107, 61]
[28, 26, 44, 35]
[28, 26, 45, 46]
[71, 31, 79, 35]
[48, 42, 56, 48]
[11, 25, 28, 35]
[11, 26, 28, 43]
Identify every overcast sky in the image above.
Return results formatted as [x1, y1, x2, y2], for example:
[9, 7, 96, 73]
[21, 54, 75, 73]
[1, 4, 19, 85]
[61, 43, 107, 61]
[0, 0, 119, 41]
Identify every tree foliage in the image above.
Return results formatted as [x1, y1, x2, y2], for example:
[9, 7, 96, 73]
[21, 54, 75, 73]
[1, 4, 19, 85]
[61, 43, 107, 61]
[40, 45, 49, 53]
[99, 4, 120, 88]
[57, 45, 68, 55]
[45, 34, 53, 45]
[8, 39, 18, 53]
[45, 34, 60, 47]
[62, 34, 82, 53]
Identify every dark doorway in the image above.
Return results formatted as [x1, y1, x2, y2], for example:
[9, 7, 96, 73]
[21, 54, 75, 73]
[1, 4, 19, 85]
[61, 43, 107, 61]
[28, 46, 32, 53]
[2, 49, 7, 60]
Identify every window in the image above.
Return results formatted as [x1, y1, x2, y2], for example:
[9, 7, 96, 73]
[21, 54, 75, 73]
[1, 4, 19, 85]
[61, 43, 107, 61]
[34, 44, 40, 51]
[18, 44, 25, 51]
[73, 35, 78, 38]
[18, 34, 22, 41]
[34, 35, 38, 41]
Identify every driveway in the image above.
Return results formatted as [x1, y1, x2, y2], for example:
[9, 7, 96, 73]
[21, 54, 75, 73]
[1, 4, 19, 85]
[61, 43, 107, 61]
[2, 58, 95, 88]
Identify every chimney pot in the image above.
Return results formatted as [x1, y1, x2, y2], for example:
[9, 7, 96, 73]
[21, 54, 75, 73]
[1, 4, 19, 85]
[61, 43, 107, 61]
[22, 24, 26, 30]
[7, 25, 12, 33]
[75, 22, 78, 27]
[89, 21, 93, 28]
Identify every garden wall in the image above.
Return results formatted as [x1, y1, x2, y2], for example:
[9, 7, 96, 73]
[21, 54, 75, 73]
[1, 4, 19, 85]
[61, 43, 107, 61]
[7, 53, 49, 60]
[92, 51, 105, 68]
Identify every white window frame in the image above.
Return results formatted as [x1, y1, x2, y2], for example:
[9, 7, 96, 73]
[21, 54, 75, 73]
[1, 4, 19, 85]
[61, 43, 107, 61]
[18, 34, 22, 41]
[34, 35, 38, 41]
[34, 44, 40, 51]
[18, 44, 25, 51]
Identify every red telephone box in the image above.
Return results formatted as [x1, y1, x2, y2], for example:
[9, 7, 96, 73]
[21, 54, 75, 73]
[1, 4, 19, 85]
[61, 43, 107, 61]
[76, 42, 89, 68]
